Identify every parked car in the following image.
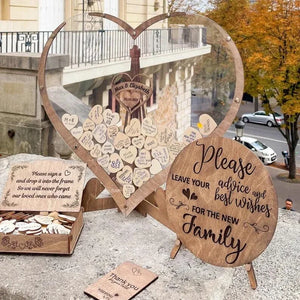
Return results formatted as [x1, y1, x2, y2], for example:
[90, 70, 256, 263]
[241, 111, 284, 127]
[237, 136, 277, 164]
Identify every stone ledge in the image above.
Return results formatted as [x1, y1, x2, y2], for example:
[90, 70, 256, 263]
[0, 53, 69, 71]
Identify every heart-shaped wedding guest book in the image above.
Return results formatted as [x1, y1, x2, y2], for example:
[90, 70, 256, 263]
[38, 12, 244, 217]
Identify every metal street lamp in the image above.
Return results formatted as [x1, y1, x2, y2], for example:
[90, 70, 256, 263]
[234, 118, 245, 142]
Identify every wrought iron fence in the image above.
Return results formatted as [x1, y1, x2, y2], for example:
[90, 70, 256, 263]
[0, 26, 206, 68]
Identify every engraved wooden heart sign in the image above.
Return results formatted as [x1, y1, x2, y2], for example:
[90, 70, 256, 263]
[38, 13, 243, 216]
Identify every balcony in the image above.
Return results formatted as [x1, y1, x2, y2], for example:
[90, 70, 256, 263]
[0, 26, 210, 84]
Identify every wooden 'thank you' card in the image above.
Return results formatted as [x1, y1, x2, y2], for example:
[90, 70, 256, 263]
[84, 261, 158, 300]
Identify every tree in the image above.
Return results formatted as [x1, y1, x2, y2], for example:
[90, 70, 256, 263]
[207, 0, 299, 179]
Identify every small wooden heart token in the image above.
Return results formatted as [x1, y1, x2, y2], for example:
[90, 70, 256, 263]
[144, 136, 158, 150]
[124, 118, 141, 137]
[116, 165, 133, 185]
[134, 149, 152, 168]
[168, 141, 185, 160]
[83, 118, 95, 131]
[70, 126, 83, 139]
[103, 109, 120, 126]
[150, 159, 162, 175]
[107, 125, 119, 140]
[90, 144, 102, 158]
[182, 127, 202, 144]
[102, 141, 115, 154]
[198, 114, 217, 136]
[108, 153, 124, 173]
[114, 132, 131, 150]
[97, 154, 110, 168]
[93, 124, 107, 144]
[157, 128, 175, 145]
[123, 184, 135, 198]
[62, 113, 78, 130]
[88, 104, 103, 124]
[120, 145, 137, 164]
[133, 168, 150, 187]
[132, 135, 145, 149]
[79, 131, 94, 150]
[151, 146, 170, 166]
[141, 117, 157, 137]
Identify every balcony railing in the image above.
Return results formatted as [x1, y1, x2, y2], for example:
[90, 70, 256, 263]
[0, 27, 207, 69]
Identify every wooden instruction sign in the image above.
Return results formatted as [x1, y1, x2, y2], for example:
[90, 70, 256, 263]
[0, 160, 86, 212]
[84, 261, 158, 300]
[166, 137, 278, 267]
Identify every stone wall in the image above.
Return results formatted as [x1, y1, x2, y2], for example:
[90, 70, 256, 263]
[0, 53, 69, 156]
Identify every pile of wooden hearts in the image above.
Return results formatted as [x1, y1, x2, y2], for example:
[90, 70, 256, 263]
[62, 105, 217, 198]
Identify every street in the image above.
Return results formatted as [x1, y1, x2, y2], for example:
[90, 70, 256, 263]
[191, 96, 300, 166]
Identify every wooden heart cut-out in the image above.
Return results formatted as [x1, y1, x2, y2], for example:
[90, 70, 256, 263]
[62, 113, 78, 130]
[103, 109, 120, 126]
[102, 141, 115, 154]
[93, 124, 107, 144]
[141, 117, 157, 137]
[79, 131, 94, 151]
[123, 184, 135, 199]
[120, 146, 138, 164]
[39, 12, 243, 217]
[132, 135, 145, 149]
[83, 118, 96, 132]
[112, 74, 152, 114]
[116, 165, 133, 185]
[70, 126, 83, 139]
[88, 104, 103, 124]
[198, 114, 217, 136]
[124, 118, 141, 137]
[90, 144, 102, 158]
[182, 127, 202, 145]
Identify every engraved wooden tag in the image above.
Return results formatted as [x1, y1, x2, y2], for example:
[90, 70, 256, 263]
[107, 125, 119, 140]
[93, 124, 107, 144]
[132, 135, 145, 149]
[88, 104, 103, 125]
[79, 131, 94, 151]
[120, 146, 138, 164]
[83, 118, 96, 132]
[141, 118, 157, 137]
[157, 128, 175, 146]
[84, 262, 158, 300]
[116, 166, 133, 185]
[144, 136, 158, 151]
[108, 153, 124, 173]
[114, 132, 131, 151]
[102, 141, 115, 155]
[90, 144, 102, 158]
[134, 149, 151, 169]
[166, 137, 278, 267]
[151, 146, 170, 166]
[103, 109, 120, 126]
[133, 168, 150, 187]
[182, 127, 202, 145]
[62, 113, 78, 130]
[97, 155, 110, 169]
[124, 118, 141, 137]
[70, 126, 83, 139]
[123, 184, 135, 198]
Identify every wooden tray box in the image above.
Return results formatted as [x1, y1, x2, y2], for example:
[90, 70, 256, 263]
[0, 160, 87, 255]
[0, 208, 83, 255]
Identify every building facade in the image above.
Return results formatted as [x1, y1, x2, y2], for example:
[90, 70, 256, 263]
[0, 0, 210, 156]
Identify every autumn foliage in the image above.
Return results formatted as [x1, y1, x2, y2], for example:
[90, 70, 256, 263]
[207, 0, 299, 178]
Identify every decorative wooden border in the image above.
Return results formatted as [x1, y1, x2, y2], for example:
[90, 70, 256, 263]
[38, 13, 244, 217]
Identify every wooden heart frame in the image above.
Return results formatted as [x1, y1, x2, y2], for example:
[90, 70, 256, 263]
[38, 13, 244, 217]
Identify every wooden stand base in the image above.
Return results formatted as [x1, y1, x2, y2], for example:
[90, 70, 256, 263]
[170, 238, 257, 290]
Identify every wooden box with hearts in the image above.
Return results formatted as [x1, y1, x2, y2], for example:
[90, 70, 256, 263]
[0, 160, 86, 255]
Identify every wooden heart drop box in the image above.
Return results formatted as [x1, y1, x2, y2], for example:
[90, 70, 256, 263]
[0, 160, 86, 255]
